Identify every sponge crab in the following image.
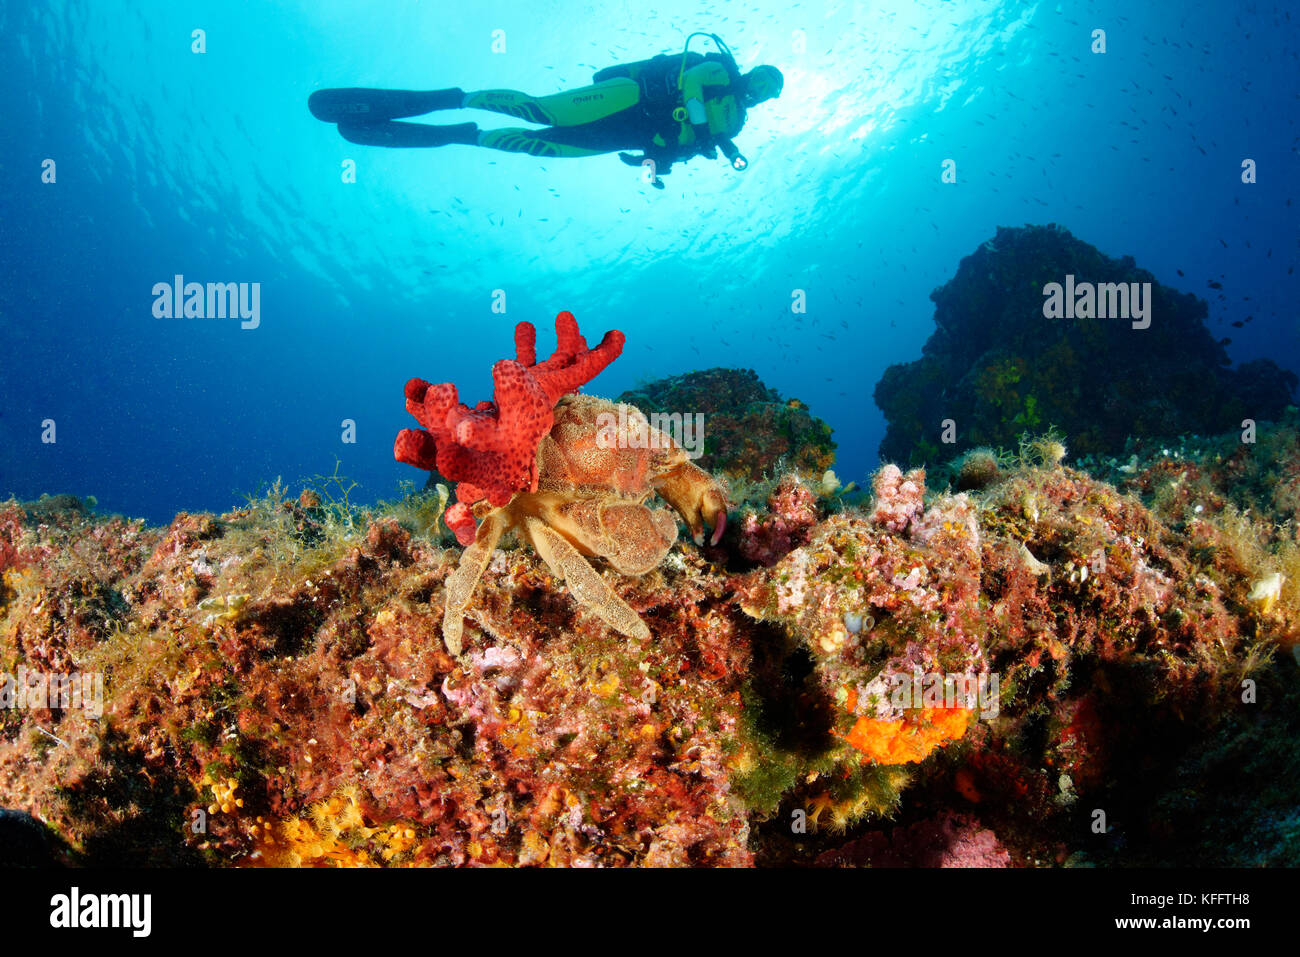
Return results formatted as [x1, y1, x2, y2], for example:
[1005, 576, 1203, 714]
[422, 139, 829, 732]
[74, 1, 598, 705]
[441, 393, 727, 652]
[394, 311, 727, 654]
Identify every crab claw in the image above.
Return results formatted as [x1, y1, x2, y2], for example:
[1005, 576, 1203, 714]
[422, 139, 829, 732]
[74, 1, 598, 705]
[707, 506, 727, 546]
[651, 460, 729, 549]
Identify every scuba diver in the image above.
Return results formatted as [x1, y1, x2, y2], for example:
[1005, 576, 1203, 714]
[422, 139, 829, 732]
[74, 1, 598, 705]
[308, 34, 782, 188]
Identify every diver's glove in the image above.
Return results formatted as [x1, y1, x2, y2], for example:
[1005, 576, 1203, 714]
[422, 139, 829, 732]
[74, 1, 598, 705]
[718, 138, 749, 171]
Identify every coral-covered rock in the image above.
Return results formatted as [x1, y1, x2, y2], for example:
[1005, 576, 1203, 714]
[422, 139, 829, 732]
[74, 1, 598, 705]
[868, 464, 927, 533]
[874, 224, 1297, 464]
[816, 811, 1012, 867]
[0, 492, 752, 867]
[953, 447, 1005, 491]
[619, 368, 836, 482]
[5, 416, 1300, 867]
[738, 475, 820, 567]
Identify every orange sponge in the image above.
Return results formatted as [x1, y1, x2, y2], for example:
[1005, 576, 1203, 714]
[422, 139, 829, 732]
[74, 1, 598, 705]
[842, 705, 972, 765]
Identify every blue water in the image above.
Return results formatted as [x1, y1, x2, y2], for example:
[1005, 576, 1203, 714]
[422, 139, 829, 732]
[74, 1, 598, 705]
[2, 0, 1297, 525]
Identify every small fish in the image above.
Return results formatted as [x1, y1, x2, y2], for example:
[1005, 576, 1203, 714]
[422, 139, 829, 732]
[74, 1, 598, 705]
[1220, 337, 1232, 345]
[1231, 321, 1244, 328]
[1208, 280, 1223, 289]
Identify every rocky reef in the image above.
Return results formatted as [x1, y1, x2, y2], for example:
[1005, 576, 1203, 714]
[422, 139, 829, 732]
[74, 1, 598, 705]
[4, 408, 1300, 866]
[874, 224, 1297, 465]
[618, 367, 836, 483]
[3, 306, 1297, 869]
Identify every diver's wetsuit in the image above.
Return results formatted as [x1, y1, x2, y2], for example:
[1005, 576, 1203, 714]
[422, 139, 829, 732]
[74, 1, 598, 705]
[466, 79, 655, 157]
[309, 52, 752, 174]
[465, 54, 746, 167]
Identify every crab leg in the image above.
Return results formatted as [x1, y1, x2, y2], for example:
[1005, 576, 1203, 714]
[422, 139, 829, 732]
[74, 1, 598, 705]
[443, 508, 507, 655]
[524, 517, 651, 641]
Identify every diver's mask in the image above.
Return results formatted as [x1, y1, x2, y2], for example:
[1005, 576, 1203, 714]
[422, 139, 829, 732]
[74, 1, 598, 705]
[742, 65, 784, 107]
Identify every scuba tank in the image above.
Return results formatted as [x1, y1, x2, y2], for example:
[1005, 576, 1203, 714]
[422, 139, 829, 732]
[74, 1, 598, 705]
[592, 33, 742, 120]
[592, 52, 703, 114]
[673, 33, 742, 99]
